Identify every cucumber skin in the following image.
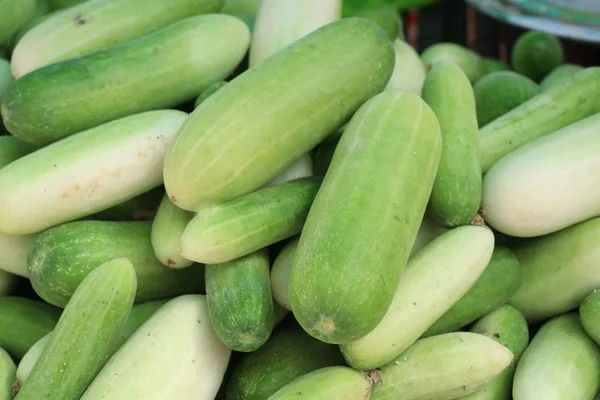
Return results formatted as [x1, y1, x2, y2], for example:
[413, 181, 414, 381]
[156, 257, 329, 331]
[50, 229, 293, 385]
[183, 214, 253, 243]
[151, 194, 194, 268]
[421, 42, 485, 82]
[424, 247, 521, 337]
[180, 177, 321, 264]
[15, 258, 137, 400]
[0, 348, 15, 400]
[0, 137, 38, 169]
[0, 297, 60, 361]
[386, 39, 426, 96]
[2, 15, 250, 145]
[355, 6, 401, 40]
[271, 237, 299, 310]
[0, 0, 38, 44]
[28, 220, 205, 308]
[194, 81, 227, 109]
[540, 64, 584, 91]
[0, 233, 36, 278]
[289, 91, 441, 344]
[580, 290, 600, 346]
[206, 250, 274, 352]
[163, 18, 395, 211]
[479, 67, 600, 172]
[423, 62, 482, 227]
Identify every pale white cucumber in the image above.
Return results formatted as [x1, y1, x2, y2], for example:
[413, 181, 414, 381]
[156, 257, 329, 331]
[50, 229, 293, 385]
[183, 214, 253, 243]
[267, 155, 314, 187]
[386, 39, 427, 95]
[15, 334, 49, 391]
[0, 232, 36, 277]
[151, 194, 194, 269]
[271, 237, 299, 310]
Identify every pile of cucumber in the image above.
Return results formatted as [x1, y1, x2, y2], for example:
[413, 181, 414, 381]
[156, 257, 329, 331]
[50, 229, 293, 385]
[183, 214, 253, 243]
[0, 0, 599, 399]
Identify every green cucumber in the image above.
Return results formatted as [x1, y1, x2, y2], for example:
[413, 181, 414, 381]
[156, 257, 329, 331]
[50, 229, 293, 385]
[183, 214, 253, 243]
[15, 258, 136, 400]
[423, 62, 482, 227]
[81, 295, 231, 400]
[478, 67, 600, 172]
[409, 216, 448, 258]
[0, 347, 14, 400]
[206, 250, 274, 352]
[0, 0, 39, 44]
[370, 332, 514, 400]
[0, 297, 60, 360]
[511, 31, 563, 82]
[341, 225, 494, 370]
[267, 155, 313, 187]
[424, 247, 521, 337]
[11, 0, 224, 78]
[0, 233, 36, 277]
[421, 42, 486, 82]
[463, 305, 530, 400]
[28, 220, 205, 307]
[2, 15, 250, 145]
[180, 177, 320, 264]
[513, 313, 600, 399]
[510, 217, 600, 322]
[581, 290, 600, 346]
[0, 110, 187, 235]
[540, 64, 584, 91]
[482, 112, 600, 237]
[151, 194, 194, 268]
[355, 6, 402, 40]
[0, 59, 12, 99]
[222, 0, 261, 15]
[163, 18, 394, 211]
[14, 334, 49, 393]
[268, 366, 371, 400]
[0, 137, 38, 169]
[271, 237, 298, 310]
[194, 81, 227, 109]
[94, 186, 164, 221]
[483, 57, 510, 74]
[289, 90, 441, 344]
[386, 39, 426, 95]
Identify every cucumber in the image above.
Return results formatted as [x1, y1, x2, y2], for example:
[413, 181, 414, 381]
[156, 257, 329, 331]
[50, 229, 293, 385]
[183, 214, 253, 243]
[0, 297, 60, 360]
[0, 137, 38, 169]
[478, 67, 600, 172]
[483, 57, 510, 74]
[540, 64, 584, 91]
[180, 177, 320, 264]
[312, 133, 341, 177]
[0, 110, 187, 235]
[15, 258, 136, 400]
[513, 313, 600, 400]
[222, 0, 261, 15]
[2, 15, 250, 146]
[0, 59, 12, 98]
[28, 220, 205, 307]
[341, 225, 494, 370]
[81, 295, 231, 400]
[511, 31, 563, 82]
[370, 332, 514, 399]
[424, 247, 521, 337]
[94, 186, 164, 221]
[206, 250, 274, 352]
[0, 233, 36, 277]
[386, 39, 427, 95]
[355, 6, 402, 40]
[423, 62, 481, 227]
[290, 91, 441, 344]
[163, 18, 394, 211]
[268, 366, 371, 400]
[463, 305, 530, 400]
[11, 0, 224, 78]
[482, 113, 600, 237]
[409, 216, 447, 259]
[14, 334, 49, 393]
[421, 42, 486, 82]
[0, 348, 15, 400]
[271, 237, 298, 310]
[151, 194, 194, 268]
[510, 217, 600, 322]
[0, 0, 38, 44]
[194, 81, 227, 109]
[250, 0, 341, 67]
[581, 290, 600, 346]
[266, 155, 313, 187]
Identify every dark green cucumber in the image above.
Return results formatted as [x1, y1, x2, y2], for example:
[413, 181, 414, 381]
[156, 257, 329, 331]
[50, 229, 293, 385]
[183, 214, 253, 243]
[151, 194, 194, 268]
[15, 258, 136, 400]
[0, 347, 15, 400]
[28, 220, 205, 307]
[0, 137, 38, 169]
[94, 186, 164, 221]
[194, 81, 227, 109]
[511, 31, 563, 82]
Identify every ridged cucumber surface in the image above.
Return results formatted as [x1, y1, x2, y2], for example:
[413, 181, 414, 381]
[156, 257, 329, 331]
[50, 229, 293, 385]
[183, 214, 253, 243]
[0, 347, 15, 400]
[151, 194, 194, 268]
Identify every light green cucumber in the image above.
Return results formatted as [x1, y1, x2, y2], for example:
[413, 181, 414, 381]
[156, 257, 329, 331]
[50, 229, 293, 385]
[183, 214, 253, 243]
[511, 31, 563, 82]
[28, 220, 205, 307]
[0, 0, 39, 45]
[268, 366, 371, 400]
[194, 81, 227, 108]
[81, 295, 231, 400]
[0, 233, 36, 277]
[386, 39, 426, 95]
[513, 313, 600, 400]
[341, 225, 494, 370]
[409, 216, 448, 258]
[15, 258, 136, 400]
[180, 177, 320, 264]
[94, 186, 164, 221]
[424, 247, 521, 337]
[2, 15, 249, 146]
[483, 58, 510, 74]
[510, 217, 600, 322]
[0, 59, 12, 99]
[463, 305, 530, 400]
[290, 90, 441, 344]
[0, 347, 15, 400]
[479, 67, 600, 172]
[423, 62, 482, 227]
[421, 42, 486, 82]
[163, 18, 394, 211]
[483, 113, 600, 237]
[582, 290, 600, 346]
[540, 64, 584, 91]
[11, 0, 224, 78]
[267, 155, 313, 187]
[206, 250, 274, 352]
[222, 0, 260, 15]
[151, 194, 194, 268]
[14, 334, 49, 393]
[0, 110, 187, 235]
[271, 237, 299, 310]
[0, 137, 38, 169]
[355, 6, 402, 40]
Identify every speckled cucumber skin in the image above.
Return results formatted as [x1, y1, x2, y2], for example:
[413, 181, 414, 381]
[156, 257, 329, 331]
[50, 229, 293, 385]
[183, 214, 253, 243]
[289, 90, 441, 344]
[151, 194, 194, 268]
[0, 347, 15, 400]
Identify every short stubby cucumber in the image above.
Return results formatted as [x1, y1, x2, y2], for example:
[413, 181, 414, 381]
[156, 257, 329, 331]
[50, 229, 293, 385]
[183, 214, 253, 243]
[386, 39, 427, 95]
[422, 62, 482, 227]
[540, 64, 584, 91]
[206, 250, 274, 352]
[513, 313, 600, 400]
[421, 42, 486, 82]
[483, 113, 600, 237]
[0, 110, 188, 235]
[271, 237, 299, 310]
[424, 246, 521, 337]
[227, 324, 345, 400]
[510, 217, 600, 322]
[290, 91, 441, 344]
[15, 258, 136, 400]
[194, 81, 227, 109]
[11, 0, 224, 78]
[581, 290, 600, 346]
[267, 155, 313, 187]
[81, 295, 231, 400]
[479, 67, 600, 172]
[0, 347, 15, 400]
[511, 31, 563, 82]
[355, 6, 402, 40]
[151, 194, 194, 268]
[28, 220, 205, 307]
[370, 332, 513, 400]
[2, 15, 250, 145]
[0, 0, 39, 44]
[180, 177, 320, 264]
[0, 137, 38, 169]
[95, 186, 164, 221]
[341, 225, 494, 370]
[163, 18, 394, 211]
[0, 232, 36, 278]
